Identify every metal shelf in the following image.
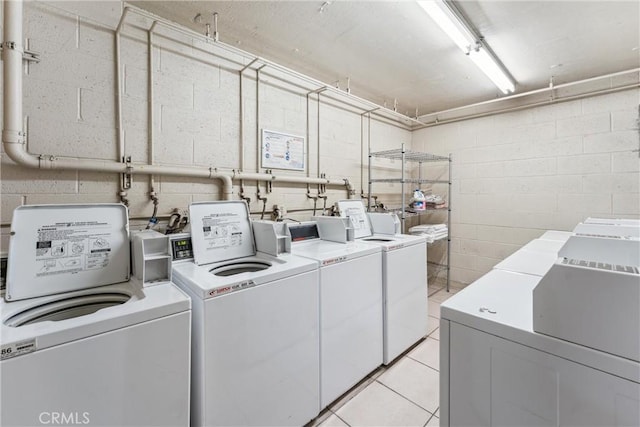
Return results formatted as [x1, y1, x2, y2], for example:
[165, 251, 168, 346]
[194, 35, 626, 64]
[370, 148, 449, 163]
[386, 206, 449, 216]
[368, 142, 452, 291]
[369, 178, 449, 184]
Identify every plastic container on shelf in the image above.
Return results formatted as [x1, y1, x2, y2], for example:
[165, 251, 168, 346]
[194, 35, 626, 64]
[410, 189, 426, 211]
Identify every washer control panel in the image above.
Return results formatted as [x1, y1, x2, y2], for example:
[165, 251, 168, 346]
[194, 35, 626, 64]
[170, 235, 194, 261]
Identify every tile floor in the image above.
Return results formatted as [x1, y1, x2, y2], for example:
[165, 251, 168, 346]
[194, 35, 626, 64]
[306, 279, 466, 427]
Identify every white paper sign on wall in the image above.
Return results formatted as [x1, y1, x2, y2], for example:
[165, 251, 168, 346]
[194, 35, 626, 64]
[261, 129, 305, 171]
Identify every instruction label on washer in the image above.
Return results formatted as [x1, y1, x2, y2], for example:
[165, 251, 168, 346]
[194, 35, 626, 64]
[35, 221, 112, 277]
[344, 208, 369, 232]
[1, 339, 37, 360]
[201, 213, 244, 250]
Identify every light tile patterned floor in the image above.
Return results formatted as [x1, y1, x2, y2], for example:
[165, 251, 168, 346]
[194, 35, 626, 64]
[307, 280, 465, 427]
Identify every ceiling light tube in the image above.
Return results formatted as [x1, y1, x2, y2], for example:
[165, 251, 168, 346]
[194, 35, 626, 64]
[417, 0, 515, 94]
[469, 48, 515, 93]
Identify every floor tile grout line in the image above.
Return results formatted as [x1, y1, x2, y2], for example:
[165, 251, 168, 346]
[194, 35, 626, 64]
[374, 378, 437, 417]
[423, 412, 436, 427]
[327, 375, 377, 414]
[329, 409, 351, 427]
[405, 353, 440, 373]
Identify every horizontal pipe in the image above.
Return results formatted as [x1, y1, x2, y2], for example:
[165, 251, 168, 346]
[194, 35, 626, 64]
[231, 170, 347, 187]
[2, 1, 352, 203]
[418, 68, 640, 122]
[416, 83, 640, 128]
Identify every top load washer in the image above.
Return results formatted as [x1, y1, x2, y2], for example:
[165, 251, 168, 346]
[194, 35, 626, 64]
[336, 200, 428, 364]
[170, 201, 321, 426]
[439, 269, 639, 427]
[0, 204, 191, 427]
[493, 237, 564, 277]
[287, 217, 383, 409]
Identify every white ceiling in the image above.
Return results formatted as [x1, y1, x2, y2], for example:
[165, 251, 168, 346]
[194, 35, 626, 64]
[131, 1, 640, 116]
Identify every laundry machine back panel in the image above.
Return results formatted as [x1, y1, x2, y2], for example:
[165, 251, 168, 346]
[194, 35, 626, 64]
[0, 311, 191, 427]
[189, 201, 256, 266]
[6, 204, 130, 301]
[335, 199, 373, 239]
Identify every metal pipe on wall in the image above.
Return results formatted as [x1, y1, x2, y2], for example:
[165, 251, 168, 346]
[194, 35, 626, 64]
[417, 68, 640, 127]
[147, 21, 159, 205]
[2, 1, 353, 205]
[115, 7, 131, 205]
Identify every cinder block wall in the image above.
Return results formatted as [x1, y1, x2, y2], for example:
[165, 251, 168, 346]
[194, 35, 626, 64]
[2, 2, 638, 285]
[0, 1, 411, 249]
[412, 89, 640, 284]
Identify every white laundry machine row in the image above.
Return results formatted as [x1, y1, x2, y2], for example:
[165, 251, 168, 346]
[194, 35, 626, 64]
[170, 201, 321, 427]
[440, 224, 640, 427]
[495, 220, 640, 277]
[286, 217, 383, 409]
[335, 200, 428, 364]
[0, 204, 192, 427]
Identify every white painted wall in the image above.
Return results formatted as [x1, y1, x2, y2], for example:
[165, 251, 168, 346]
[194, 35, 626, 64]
[412, 89, 640, 284]
[2, 2, 638, 287]
[0, 1, 410, 248]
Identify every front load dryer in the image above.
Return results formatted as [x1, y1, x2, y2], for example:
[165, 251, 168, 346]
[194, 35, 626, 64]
[0, 204, 192, 427]
[170, 201, 320, 427]
[287, 219, 383, 409]
[336, 200, 428, 364]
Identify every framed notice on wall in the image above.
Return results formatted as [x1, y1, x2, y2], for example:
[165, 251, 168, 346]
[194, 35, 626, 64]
[261, 129, 305, 171]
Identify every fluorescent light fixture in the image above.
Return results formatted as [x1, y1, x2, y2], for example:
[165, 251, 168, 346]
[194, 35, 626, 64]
[417, 0, 515, 94]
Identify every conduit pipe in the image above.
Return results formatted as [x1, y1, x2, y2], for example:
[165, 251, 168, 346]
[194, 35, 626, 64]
[3, 1, 353, 202]
[115, 7, 131, 205]
[147, 21, 159, 207]
[122, 5, 422, 129]
[417, 68, 640, 127]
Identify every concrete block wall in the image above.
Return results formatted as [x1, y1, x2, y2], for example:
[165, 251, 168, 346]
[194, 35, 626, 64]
[412, 88, 640, 284]
[1, 1, 410, 250]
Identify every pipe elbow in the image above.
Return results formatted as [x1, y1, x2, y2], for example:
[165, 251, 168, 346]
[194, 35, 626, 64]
[210, 172, 233, 199]
[2, 136, 40, 169]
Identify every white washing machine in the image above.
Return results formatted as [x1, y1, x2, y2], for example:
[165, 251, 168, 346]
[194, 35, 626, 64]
[336, 200, 428, 364]
[441, 228, 640, 426]
[286, 217, 383, 409]
[0, 204, 192, 427]
[493, 238, 564, 277]
[440, 269, 639, 427]
[170, 201, 320, 427]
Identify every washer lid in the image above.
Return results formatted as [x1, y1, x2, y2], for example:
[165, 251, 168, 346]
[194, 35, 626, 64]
[189, 201, 256, 266]
[335, 200, 373, 239]
[6, 204, 130, 302]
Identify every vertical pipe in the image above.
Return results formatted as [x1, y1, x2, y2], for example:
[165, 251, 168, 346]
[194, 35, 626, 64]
[367, 152, 372, 211]
[401, 143, 406, 233]
[360, 114, 364, 195]
[115, 8, 133, 205]
[256, 66, 263, 174]
[317, 92, 321, 179]
[3, 1, 25, 150]
[256, 65, 265, 198]
[306, 92, 311, 179]
[239, 65, 246, 201]
[446, 153, 452, 292]
[148, 22, 158, 197]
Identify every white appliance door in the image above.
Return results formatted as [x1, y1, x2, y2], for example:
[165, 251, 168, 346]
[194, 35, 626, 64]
[384, 242, 428, 363]
[447, 322, 640, 427]
[320, 252, 383, 408]
[200, 270, 320, 426]
[1, 312, 191, 427]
